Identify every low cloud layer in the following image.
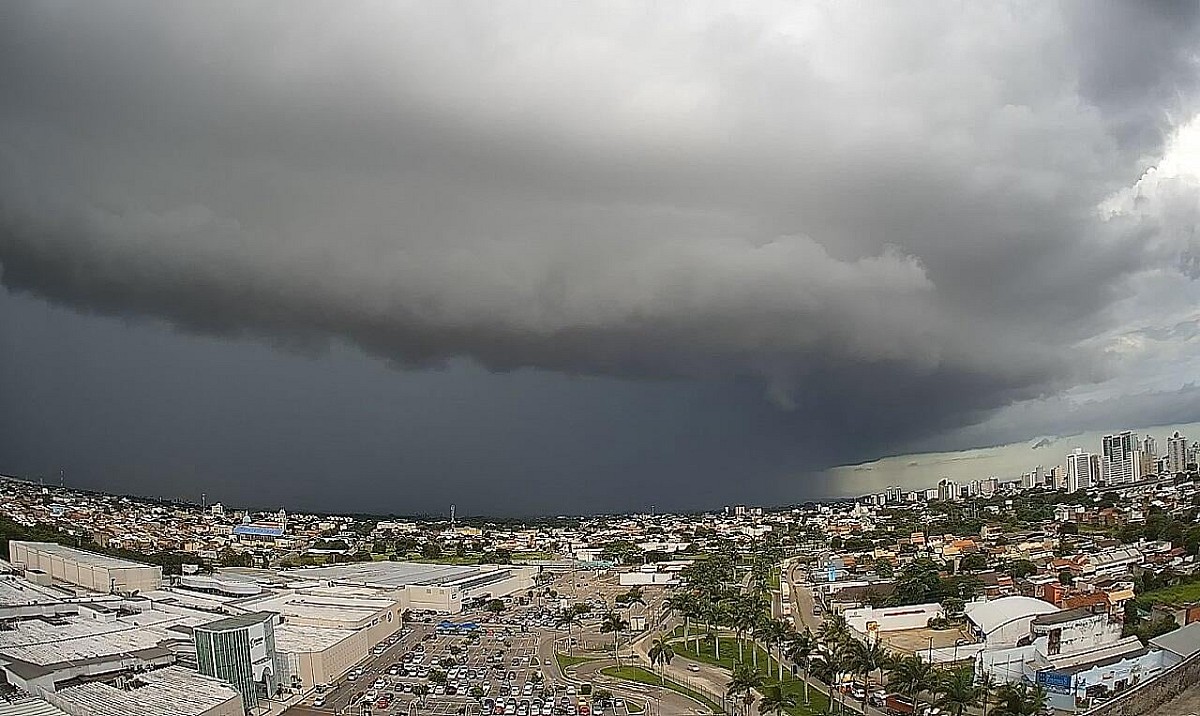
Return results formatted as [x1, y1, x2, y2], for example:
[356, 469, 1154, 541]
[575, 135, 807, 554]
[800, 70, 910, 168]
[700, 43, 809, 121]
[4, 2, 1200, 504]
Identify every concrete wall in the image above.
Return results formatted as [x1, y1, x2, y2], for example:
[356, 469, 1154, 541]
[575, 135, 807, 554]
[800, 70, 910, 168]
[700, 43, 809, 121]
[618, 572, 678, 586]
[1082, 648, 1200, 716]
[9, 543, 161, 594]
[401, 584, 461, 613]
[844, 603, 942, 633]
[281, 628, 371, 688]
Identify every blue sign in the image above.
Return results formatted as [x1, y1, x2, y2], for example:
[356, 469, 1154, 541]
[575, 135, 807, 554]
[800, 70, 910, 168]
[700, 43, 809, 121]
[1036, 670, 1071, 694]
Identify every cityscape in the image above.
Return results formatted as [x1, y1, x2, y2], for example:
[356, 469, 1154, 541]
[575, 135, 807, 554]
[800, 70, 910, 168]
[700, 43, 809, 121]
[0, 427, 1198, 715]
[6, 3, 1200, 716]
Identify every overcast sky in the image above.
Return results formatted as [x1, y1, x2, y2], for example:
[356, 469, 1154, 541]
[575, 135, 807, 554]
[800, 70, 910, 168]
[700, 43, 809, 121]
[3, 2, 1200, 515]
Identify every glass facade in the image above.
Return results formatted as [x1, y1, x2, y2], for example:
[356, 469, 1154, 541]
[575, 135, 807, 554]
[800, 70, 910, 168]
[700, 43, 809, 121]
[193, 614, 280, 712]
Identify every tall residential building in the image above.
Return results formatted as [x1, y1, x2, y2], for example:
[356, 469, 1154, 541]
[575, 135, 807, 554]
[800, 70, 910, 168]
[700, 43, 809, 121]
[1066, 449, 1101, 493]
[193, 612, 281, 712]
[1102, 431, 1140, 486]
[1139, 435, 1158, 477]
[1048, 466, 1064, 490]
[937, 478, 959, 502]
[884, 485, 903, 503]
[1167, 431, 1189, 474]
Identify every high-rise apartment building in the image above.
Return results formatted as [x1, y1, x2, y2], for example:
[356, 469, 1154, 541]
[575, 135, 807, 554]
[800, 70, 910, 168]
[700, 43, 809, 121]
[1066, 449, 1101, 492]
[1102, 431, 1140, 486]
[937, 478, 959, 502]
[1167, 431, 1189, 474]
[1139, 435, 1158, 477]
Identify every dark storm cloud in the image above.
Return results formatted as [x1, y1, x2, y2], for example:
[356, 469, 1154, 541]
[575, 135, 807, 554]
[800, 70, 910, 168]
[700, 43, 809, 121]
[2, 0, 1200, 480]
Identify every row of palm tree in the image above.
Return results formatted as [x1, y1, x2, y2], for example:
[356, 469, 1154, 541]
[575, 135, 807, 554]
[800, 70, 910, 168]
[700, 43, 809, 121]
[667, 545, 1049, 716]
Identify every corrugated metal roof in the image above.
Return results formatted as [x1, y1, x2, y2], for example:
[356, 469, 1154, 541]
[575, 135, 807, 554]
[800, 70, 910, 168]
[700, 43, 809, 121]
[0, 698, 71, 716]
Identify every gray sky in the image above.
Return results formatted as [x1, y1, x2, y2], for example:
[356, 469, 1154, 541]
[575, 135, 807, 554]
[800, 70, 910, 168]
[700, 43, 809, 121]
[3, 2, 1200, 515]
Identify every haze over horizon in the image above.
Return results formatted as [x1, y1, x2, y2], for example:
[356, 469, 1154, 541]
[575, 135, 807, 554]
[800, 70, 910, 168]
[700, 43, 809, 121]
[5, 2, 1200, 515]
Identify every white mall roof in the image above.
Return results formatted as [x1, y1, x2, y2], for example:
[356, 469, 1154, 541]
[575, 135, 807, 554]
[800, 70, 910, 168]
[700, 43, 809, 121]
[964, 596, 1059, 635]
[9, 542, 154, 571]
[50, 666, 240, 716]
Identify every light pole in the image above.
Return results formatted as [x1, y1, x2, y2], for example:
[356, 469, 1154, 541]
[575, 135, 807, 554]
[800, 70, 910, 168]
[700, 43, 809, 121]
[927, 636, 934, 664]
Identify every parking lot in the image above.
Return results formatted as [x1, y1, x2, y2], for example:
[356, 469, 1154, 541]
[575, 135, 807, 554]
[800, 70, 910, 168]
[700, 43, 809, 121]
[305, 570, 670, 716]
[317, 618, 631, 715]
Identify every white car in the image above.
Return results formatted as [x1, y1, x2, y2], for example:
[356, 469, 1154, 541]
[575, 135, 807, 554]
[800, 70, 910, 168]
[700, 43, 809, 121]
[313, 697, 326, 708]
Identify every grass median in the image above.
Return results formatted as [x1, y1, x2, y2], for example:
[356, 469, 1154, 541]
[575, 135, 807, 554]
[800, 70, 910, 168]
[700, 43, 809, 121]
[555, 652, 601, 671]
[598, 665, 723, 714]
[670, 636, 833, 716]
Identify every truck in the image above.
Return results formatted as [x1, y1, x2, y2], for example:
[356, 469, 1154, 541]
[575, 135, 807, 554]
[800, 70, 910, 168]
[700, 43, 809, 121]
[884, 694, 915, 715]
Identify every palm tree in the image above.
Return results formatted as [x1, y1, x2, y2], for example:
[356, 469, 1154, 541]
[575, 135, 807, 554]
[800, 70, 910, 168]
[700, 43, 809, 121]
[759, 685, 798, 716]
[556, 603, 587, 651]
[648, 636, 675, 684]
[818, 611, 850, 647]
[732, 596, 760, 663]
[704, 598, 727, 661]
[667, 591, 699, 648]
[888, 654, 937, 707]
[726, 662, 764, 716]
[822, 637, 855, 715]
[600, 610, 629, 667]
[850, 639, 891, 698]
[761, 617, 792, 683]
[935, 667, 982, 716]
[785, 628, 816, 706]
[980, 671, 997, 716]
[992, 682, 1048, 716]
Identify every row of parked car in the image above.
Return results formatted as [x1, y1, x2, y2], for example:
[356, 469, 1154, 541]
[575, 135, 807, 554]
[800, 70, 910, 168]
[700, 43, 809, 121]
[480, 695, 601, 716]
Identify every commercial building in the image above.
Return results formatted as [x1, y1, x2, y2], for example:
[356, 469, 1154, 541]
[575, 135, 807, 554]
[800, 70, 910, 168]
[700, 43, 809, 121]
[8, 542, 162, 594]
[224, 587, 400, 690]
[193, 612, 281, 712]
[278, 562, 537, 613]
[974, 601, 1166, 711]
[966, 596, 1060, 649]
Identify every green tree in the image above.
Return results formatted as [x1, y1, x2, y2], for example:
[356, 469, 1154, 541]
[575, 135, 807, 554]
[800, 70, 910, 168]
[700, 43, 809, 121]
[421, 540, 442, 559]
[648, 636, 675, 684]
[1007, 560, 1037, 579]
[481, 548, 513, 564]
[726, 662, 764, 716]
[599, 610, 629, 667]
[935, 667, 982, 716]
[758, 685, 797, 716]
[889, 655, 937, 706]
[785, 628, 816, 706]
[992, 682, 1047, 716]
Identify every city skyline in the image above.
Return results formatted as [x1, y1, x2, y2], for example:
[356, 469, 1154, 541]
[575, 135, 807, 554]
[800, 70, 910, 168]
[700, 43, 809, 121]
[5, 3, 1200, 514]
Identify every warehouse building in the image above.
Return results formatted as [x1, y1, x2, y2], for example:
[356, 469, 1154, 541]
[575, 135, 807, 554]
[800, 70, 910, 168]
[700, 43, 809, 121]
[279, 562, 537, 613]
[8, 542, 162, 594]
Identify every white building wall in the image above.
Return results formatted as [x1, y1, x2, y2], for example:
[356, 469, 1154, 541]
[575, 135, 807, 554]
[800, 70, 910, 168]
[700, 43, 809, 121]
[844, 603, 942, 633]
